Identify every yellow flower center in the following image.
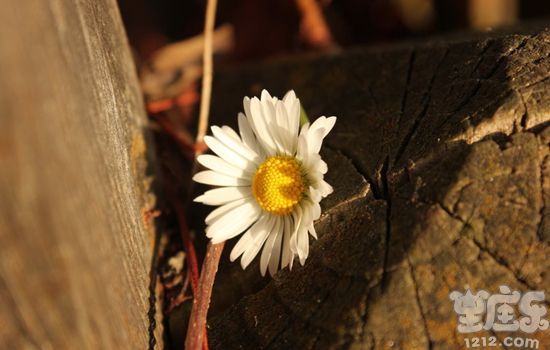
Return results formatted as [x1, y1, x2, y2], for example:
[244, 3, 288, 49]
[252, 156, 305, 215]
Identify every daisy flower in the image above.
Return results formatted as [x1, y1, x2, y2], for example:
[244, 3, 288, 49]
[193, 90, 336, 276]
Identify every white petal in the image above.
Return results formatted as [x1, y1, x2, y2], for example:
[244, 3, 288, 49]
[260, 89, 273, 101]
[207, 199, 257, 231]
[249, 97, 277, 155]
[240, 215, 275, 269]
[306, 127, 325, 156]
[308, 116, 337, 138]
[310, 201, 321, 221]
[221, 125, 241, 141]
[207, 213, 259, 244]
[283, 90, 300, 141]
[297, 225, 309, 265]
[300, 122, 310, 137]
[209, 204, 261, 244]
[204, 136, 251, 170]
[230, 215, 264, 261]
[243, 97, 252, 123]
[206, 205, 258, 243]
[289, 205, 303, 255]
[318, 159, 328, 174]
[282, 90, 296, 105]
[205, 198, 248, 225]
[308, 186, 322, 203]
[238, 112, 259, 151]
[268, 220, 284, 276]
[194, 186, 251, 206]
[281, 215, 293, 269]
[296, 132, 308, 165]
[290, 203, 312, 265]
[260, 217, 282, 276]
[308, 224, 318, 240]
[211, 126, 259, 163]
[273, 101, 292, 154]
[197, 154, 250, 179]
[296, 203, 312, 264]
[258, 95, 278, 147]
[193, 170, 249, 187]
[282, 90, 296, 103]
[309, 172, 323, 186]
[306, 155, 323, 174]
[301, 116, 337, 168]
[260, 97, 286, 153]
[306, 154, 327, 177]
[303, 200, 316, 222]
[320, 116, 337, 137]
[275, 99, 290, 133]
[317, 180, 333, 197]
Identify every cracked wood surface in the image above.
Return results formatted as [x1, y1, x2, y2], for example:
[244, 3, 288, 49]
[0, 0, 160, 348]
[197, 28, 550, 349]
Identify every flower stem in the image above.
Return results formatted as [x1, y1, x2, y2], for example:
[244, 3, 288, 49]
[185, 242, 224, 350]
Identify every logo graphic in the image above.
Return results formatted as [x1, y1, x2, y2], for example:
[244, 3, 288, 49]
[449, 285, 549, 333]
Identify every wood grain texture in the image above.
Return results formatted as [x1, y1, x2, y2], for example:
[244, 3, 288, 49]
[0, 0, 160, 348]
[191, 28, 550, 349]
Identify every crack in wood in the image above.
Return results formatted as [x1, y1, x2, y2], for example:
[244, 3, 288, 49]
[406, 255, 433, 350]
[469, 236, 548, 302]
[394, 47, 448, 164]
[380, 157, 392, 291]
[469, 39, 496, 77]
[518, 89, 530, 130]
[398, 50, 416, 129]
[536, 152, 549, 242]
[324, 145, 380, 200]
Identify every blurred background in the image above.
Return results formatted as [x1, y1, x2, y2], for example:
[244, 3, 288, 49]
[120, 0, 550, 59]
[118, 0, 550, 106]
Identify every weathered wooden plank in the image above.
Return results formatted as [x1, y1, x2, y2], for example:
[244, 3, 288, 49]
[203, 29, 550, 349]
[0, 0, 160, 348]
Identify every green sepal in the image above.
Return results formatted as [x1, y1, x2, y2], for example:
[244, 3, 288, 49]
[299, 106, 310, 126]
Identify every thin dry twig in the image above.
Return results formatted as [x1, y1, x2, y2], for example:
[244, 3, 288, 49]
[195, 0, 218, 145]
[141, 25, 233, 101]
[151, 24, 233, 73]
[185, 0, 221, 349]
